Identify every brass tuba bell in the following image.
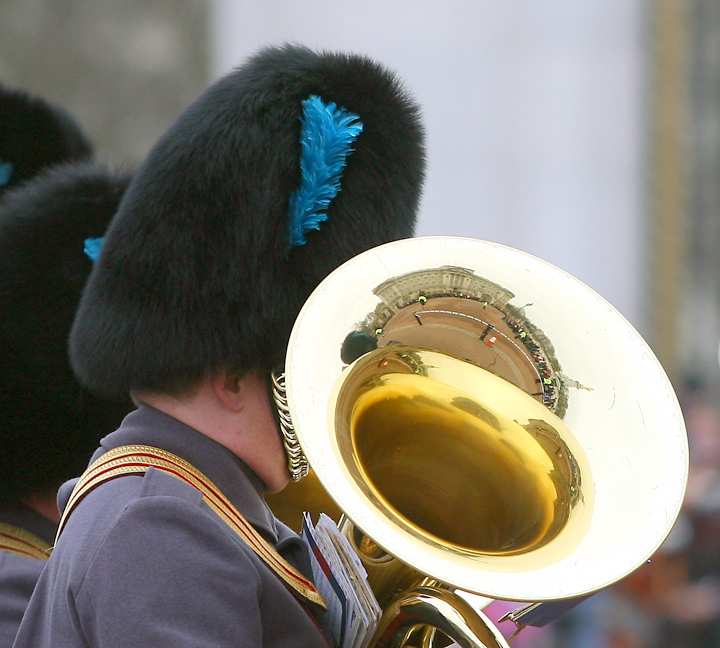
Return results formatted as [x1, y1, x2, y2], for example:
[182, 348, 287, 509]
[269, 236, 689, 647]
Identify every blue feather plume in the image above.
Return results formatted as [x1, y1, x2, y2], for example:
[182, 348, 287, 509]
[84, 237, 104, 261]
[287, 95, 363, 249]
[0, 159, 13, 187]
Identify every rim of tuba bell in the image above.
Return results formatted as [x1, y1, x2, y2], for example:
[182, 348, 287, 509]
[281, 235, 688, 605]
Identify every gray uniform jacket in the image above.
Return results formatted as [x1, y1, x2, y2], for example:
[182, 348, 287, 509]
[12, 406, 331, 647]
[0, 505, 55, 648]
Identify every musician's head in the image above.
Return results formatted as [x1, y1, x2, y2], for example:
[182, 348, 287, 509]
[69, 44, 426, 406]
[0, 84, 93, 199]
[0, 162, 134, 508]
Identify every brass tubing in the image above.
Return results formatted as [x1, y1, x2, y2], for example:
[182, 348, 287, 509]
[370, 586, 509, 648]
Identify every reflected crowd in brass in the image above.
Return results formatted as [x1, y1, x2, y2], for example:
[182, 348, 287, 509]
[362, 265, 568, 417]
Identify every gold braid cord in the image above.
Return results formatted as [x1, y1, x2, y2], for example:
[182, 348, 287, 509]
[0, 522, 51, 561]
[56, 445, 325, 608]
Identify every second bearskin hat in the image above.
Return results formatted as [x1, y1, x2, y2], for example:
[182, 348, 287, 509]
[0, 163, 134, 503]
[0, 85, 93, 197]
[70, 44, 426, 399]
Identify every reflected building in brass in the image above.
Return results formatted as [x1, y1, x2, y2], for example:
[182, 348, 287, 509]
[343, 266, 568, 418]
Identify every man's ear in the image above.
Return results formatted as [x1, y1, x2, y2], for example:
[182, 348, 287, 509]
[212, 371, 245, 413]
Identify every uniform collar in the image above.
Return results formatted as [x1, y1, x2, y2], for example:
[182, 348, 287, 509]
[89, 405, 279, 541]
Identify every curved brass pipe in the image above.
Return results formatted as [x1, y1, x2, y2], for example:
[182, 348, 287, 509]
[370, 585, 508, 648]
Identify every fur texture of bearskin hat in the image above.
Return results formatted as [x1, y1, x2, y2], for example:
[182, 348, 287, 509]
[0, 163, 134, 502]
[70, 44, 426, 400]
[0, 85, 93, 198]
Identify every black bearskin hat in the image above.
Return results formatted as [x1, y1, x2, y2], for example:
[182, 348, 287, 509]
[0, 85, 93, 198]
[70, 44, 426, 400]
[0, 163, 134, 503]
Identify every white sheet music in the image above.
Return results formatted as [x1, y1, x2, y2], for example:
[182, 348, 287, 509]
[302, 513, 381, 648]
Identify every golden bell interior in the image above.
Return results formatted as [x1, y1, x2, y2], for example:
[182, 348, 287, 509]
[334, 346, 593, 561]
